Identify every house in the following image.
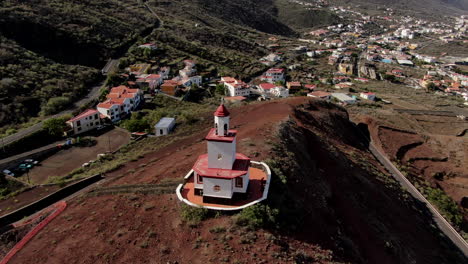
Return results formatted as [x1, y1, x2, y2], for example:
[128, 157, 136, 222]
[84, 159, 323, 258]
[221, 77, 250, 97]
[354, 78, 369, 83]
[97, 99, 126, 122]
[258, 83, 278, 93]
[334, 83, 352, 89]
[136, 74, 163, 90]
[286, 82, 302, 93]
[397, 59, 414, 66]
[331, 93, 356, 104]
[360, 92, 376, 101]
[66, 109, 101, 135]
[191, 104, 251, 204]
[270, 86, 289, 98]
[160, 80, 179, 96]
[304, 84, 317, 91]
[260, 68, 285, 83]
[307, 91, 331, 100]
[155, 117, 176, 136]
[106, 86, 142, 111]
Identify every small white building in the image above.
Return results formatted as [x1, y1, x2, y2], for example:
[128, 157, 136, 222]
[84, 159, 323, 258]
[66, 109, 101, 135]
[155, 117, 176, 136]
[360, 92, 376, 101]
[331, 93, 356, 104]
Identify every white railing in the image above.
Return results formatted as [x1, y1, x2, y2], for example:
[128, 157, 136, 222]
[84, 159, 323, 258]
[175, 161, 271, 211]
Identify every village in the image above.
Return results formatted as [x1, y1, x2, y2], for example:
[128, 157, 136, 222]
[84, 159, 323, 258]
[1, 0, 468, 262]
[4, 1, 466, 187]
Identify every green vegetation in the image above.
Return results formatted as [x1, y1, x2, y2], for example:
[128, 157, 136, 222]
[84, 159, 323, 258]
[421, 186, 464, 227]
[180, 204, 210, 226]
[235, 204, 279, 229]
[0, 0, 157, 131]
[43, 116, 71, 137]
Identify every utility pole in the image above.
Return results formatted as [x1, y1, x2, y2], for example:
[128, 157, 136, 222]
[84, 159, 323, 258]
[26, 169, 30, 185]
[108, 134, 111, 153]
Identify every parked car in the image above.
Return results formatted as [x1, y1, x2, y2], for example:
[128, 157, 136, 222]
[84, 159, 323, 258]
[2, 169, 15, 177]
[18, 163, 32, 171]
[24, 159, 39, 165]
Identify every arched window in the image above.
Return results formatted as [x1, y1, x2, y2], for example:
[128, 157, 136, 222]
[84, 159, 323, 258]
[213, 185, 221, 192]
[224, 124, 228, 135]
[215, 123, 218, 135]
[217, 154, 222, 160]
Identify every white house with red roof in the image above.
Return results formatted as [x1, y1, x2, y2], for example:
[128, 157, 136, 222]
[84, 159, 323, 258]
[192, 104, 250, 203]
[106, 86, 142, 111]
[260, 68, 285, 83]
[221, 77, 250, 97]
[97, 99, 125, 122]
[66, 109, 101, 135]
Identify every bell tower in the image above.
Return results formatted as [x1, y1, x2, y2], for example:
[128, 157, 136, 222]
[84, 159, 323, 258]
[214, 104, 230, 136]
[205, 102, 237, 169]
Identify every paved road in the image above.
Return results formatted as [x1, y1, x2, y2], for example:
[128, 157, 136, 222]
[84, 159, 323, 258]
[369, 142, 468, 257]
[1, 81, 104, 147]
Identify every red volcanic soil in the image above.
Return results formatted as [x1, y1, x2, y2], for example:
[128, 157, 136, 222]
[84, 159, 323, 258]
[6, 99, 465, 264]
[357, 115, 468, 216]
[9, 98, 337, 264]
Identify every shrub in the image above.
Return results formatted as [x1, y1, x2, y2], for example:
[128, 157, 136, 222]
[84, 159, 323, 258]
[42, 97, 71, 115]
[421, 186, 463, 227]
[180, 204, 210, 225]
[234, 204, 279, 229]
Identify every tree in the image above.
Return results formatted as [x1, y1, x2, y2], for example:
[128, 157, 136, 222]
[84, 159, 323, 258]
[42, 97, 71, 116]
[427, 82, 438, 91]
[122, 115, 150, 132]
[43, 116, 69, 137]
[215, 84, 226, 95]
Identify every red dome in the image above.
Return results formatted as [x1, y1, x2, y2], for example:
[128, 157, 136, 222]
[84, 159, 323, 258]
[214, 104, 230, 117]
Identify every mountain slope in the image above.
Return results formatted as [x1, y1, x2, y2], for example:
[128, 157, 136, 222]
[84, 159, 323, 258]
[5, 99, 466, 263]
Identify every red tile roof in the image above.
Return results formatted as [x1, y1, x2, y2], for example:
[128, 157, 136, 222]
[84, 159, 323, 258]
[97, 100, 124, 109]
[267, 68, 285, 73]
[192, 153, 250, 179]
[67, 109, 99, 122]
[214, 104, 230, 117]
[258, 83, 276, 90]
[205, 128, 237, 142]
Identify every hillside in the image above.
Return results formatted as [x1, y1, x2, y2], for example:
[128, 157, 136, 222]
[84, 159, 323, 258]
[0, 0, 158, 132]
[4, 99, 466, 263]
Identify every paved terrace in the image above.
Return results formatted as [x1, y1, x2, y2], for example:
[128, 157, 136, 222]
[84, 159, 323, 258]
[176, 161, 271, 211]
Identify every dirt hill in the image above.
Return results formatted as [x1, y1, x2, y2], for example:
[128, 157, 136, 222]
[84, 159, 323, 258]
[4, 98, 466, 263]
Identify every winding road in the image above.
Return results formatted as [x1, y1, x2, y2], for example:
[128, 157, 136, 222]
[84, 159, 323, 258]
[369, 142, 468, 257]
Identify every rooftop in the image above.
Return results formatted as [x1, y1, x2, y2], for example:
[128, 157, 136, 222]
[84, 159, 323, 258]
[214, 104, 230, 117]
[67, 109, 98, 122]
[180, 167, 267, 209]
[155, 117, 175, 128]
[192, 153, 250, 179]
[205, 128, 237, 142]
